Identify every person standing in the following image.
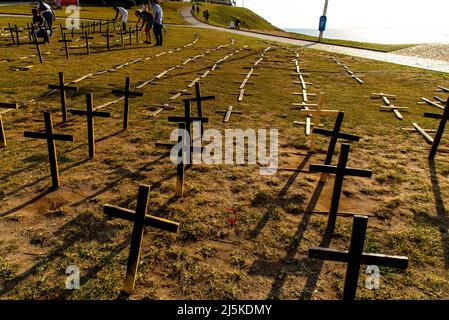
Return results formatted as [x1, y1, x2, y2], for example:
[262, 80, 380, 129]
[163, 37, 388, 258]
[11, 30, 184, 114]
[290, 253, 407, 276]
[235, 17, 241, 30]
[151, 0, 163, 46]
[203, 9, 209, 24]
[37, 0, 55, 36]
[113, 5, 129, 32]
[196, 5, 200, 16]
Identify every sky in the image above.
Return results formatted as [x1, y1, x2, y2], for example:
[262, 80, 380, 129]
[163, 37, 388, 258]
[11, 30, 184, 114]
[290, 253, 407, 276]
[235, 0, 449, 29]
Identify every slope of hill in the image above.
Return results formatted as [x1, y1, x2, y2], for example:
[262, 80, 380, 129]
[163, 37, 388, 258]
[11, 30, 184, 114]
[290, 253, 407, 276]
[192, 2, 281, 31]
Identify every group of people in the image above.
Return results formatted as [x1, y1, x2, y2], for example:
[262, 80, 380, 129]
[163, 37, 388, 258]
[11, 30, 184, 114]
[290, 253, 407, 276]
[228, 17, 241, 30]
[114, 0, 164, 46]
[191, 3, 209, 24]
[31, 0, 56, 43]
[30, 0, 164, 47]
[191, 3, 241, 29]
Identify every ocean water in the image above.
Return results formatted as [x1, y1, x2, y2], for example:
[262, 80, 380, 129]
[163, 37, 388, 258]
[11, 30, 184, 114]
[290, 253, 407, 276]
[284, 27, 449, 44]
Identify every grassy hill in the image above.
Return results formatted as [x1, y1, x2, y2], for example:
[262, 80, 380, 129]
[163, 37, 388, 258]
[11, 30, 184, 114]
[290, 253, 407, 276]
[192, 2, 281, 31]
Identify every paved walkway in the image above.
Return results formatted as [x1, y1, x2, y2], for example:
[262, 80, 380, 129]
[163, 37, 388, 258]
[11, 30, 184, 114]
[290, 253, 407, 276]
[180, 7, 449, 73]
[0, 2, 33, 6]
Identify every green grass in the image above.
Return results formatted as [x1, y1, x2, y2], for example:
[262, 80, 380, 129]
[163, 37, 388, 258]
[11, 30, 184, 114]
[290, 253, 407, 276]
[273, 30, 415, 52]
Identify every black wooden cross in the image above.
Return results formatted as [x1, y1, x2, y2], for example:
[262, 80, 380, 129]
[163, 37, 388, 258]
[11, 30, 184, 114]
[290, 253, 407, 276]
[69, 94, 111, 159]
[309, 143, 372, 231]
[0, 102, 18, 148]
[104, 184, 179, 294]
[168, 99, 209, 149]
[188, 82, 215, 137]
[32, 31, 43, 63]
[112, 77, 144, 130]
[101, 28, 114, 51]
[424, 97, 449, 160]
[14, 24, 22, 46]
[59, 32, 72, 59]
[6, 23, 16, 44]
[176, 123, 188, 197]
[80, 22, 85, 35]
[24, 112, 74, 189]
[59, 22, 67, 36]
[48, 72, 78, 123]
[81, 31, 93, 55]
[117, 30, 126, 48]
[24, 23, 34, 43]
[309, 215, 409, 300]
[127, 27, 134, 45]
[313, 111, 360, 166]
[91, 21, 97, 34]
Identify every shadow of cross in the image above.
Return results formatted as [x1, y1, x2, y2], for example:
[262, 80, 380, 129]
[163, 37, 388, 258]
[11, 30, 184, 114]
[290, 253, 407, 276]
[112, 77, 144, 130]
[23, 112, 74, 190]
[427, 160, 449, 269]
[0, 102, 19, 148]
[103, 184, 179, 295]
[309, 143, 372, 233]
[69, 93, 111, 159]
[48, 72, 78, 123]
[313, 112, 360, 182]
[309, 215, 409, 300]
[424, 97, 449, 160]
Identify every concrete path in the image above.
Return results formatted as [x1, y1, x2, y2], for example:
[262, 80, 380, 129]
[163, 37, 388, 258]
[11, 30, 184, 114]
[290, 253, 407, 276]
[180, 7, 449, 73]
[0, 2, 33, 6]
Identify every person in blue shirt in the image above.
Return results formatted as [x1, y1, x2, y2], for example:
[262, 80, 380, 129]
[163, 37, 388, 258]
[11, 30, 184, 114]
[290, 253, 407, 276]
[150, 0, 163, 46]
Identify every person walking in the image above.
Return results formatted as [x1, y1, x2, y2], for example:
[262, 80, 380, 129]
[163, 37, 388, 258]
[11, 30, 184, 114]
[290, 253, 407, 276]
[37, 0, 55, 36]
[151, 0, 163, 46]
[135, 9, 154, 44]
[203, 9, 209, 24]
[196, 5, 200, 17]
[235, 16, 241, 30]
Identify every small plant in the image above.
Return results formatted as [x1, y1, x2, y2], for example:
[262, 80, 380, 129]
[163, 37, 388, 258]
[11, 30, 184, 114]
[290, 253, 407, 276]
[196, 245, 217, 258]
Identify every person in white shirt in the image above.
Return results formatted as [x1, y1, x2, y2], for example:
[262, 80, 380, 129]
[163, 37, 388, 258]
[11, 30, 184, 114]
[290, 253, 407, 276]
[113, 6, 129, 32]
[150, 0, 163, 46]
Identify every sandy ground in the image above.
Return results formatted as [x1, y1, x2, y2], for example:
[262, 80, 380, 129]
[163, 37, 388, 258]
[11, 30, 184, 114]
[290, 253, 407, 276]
[395, 43, 449, 63]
